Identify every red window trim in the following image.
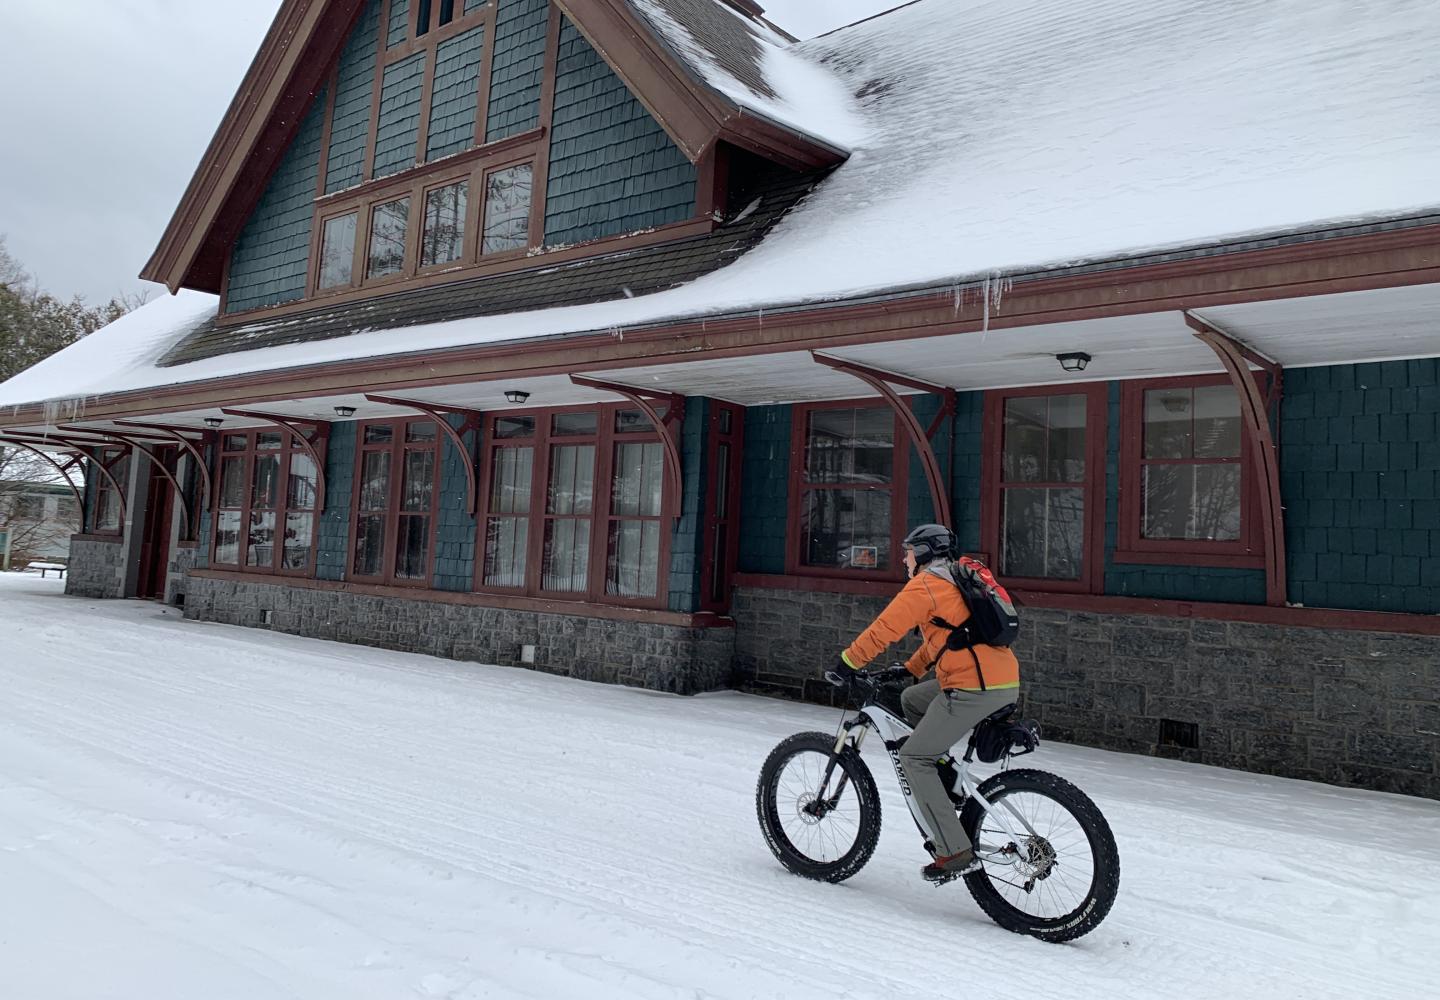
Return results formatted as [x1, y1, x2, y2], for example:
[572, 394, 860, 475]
[473, 402, 676, 610]
[785, 399, 911, 583]
[980, 382, 1108, 595]
[1116, 374, 1264, 569]
[349, 415, 443, 588]
[699, 401, 744, 613]
[209, 430, 321, 577]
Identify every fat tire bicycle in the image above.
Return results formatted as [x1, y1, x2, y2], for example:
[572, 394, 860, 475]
[756, 668, 1120, 943]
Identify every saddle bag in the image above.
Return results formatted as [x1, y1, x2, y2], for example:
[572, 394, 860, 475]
[970, 706, 1042, 764]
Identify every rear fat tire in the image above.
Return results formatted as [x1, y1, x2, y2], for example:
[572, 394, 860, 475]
[756, 732, 882, 884]
[959, 768, 1120, 943]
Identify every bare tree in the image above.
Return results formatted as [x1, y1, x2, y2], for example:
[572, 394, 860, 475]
[0, 446, 83, 568]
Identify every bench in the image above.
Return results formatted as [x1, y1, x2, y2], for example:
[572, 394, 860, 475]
[27, 562, 67, 579]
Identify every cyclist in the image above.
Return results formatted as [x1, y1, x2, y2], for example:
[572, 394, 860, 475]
[831, 523, 1020, 881]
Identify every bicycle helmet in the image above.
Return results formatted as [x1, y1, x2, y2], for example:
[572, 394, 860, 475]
[902, 523, 954, 566]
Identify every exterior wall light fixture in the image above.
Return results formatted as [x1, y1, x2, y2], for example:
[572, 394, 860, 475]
[1056, 352, 1092, 373]
[203, 417, 223, 429]
[333, 405, 357, 418]
[504, 389, 531, 405]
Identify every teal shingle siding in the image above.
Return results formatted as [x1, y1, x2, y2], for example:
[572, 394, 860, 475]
[464, 0, 488, 11]
[1101, 381, 1265, 603]
[737, 404, 791, 575]
[325, 0, 382, 194]
[485, 0, 549, 142]
[668, 399, 709, 612]
[905, 394, 949, 529]
[544, 18, 696, 246]
[224, 87, 328, 314]
[426, 24, 487, 161]
[1282, 358, 1440, 614]
[316, 422, 356, 581]
[387, 0, 411, 47]
[433, 414, 479, 591]
[373, 51, 427, 178]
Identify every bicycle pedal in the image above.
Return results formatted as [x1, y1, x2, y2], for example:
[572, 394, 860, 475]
[928, 869, 968, 887]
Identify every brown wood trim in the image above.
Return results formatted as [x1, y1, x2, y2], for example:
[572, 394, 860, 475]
[316, 68, 340, 197]
[188, 568, 731, 627]
[413, 44, 438, 167]
[1014, 590, 1440, 637]
[176, 540, 199, 550]
[364, 0, 392, 182]
[220, 210, 711, 326]
[12, 226, 1440, 428]
[316, 127, 541, 206]
[471, 0, 499, 146]
[72, 533, 125, 544]
[528, 1, 562, 244]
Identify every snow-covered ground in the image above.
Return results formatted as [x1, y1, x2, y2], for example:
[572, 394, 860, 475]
[1, 571, 1436, 999]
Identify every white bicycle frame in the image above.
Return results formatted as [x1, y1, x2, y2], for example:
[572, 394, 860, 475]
[835, 701, 1041, 861]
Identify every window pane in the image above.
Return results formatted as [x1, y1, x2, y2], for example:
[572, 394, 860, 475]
[283, 513, 313, 570]
[256, 432, 282, 450]
[482, 164, 532, 254]
[1144, 388, 1194, 459]
[805, 408, 893, 485]
[367, 197, 410, 278]
[421, 181, 467, 267]
[495, 416, 535, 439]
[364, 424, 394, 444]
[607, 519, 660, 597]
[223, 434, 247, 452]
[246, 511, 276, 568]
[800, 488, 891, 570]
[1143, 464, 1242, 541]
[489, 447, 533, 514]
[614, 409, 655, 434]
[542, 518, 590, 592]
[709, 524, 728, 603]
[214, 510, 242, 564]
[611, 442, 663, 517]
[354, 514, 386, 576]
[401, 449, 435, 512]
[718, 409, 733, 435]
[713, 443, 730, 519]
[287, 454, 317, 510]
[319, 213, 357, 289]
[1003, 395, 1085, 483]
[395, 514, 430, 579]
[552, 411, 598, 436]
[1193, 385, 1241, 458]
[1001, 486, 1084, 580]
[484, 517, 528, 587]
[219, 457, 245, 507]
[406, 420, 438, 443]
[359, 451, 391, 511]
[252, 453, 280, 509]
[546, 445, 594, 515]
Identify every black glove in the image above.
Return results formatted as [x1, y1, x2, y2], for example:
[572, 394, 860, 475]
[825, 657, 860, 689]
[881, 664, 914, 683]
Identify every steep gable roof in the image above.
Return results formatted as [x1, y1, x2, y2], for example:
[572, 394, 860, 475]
[140, 0, 853, 297]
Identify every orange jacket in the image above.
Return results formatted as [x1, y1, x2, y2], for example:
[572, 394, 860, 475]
[842, 563, 1020, 691]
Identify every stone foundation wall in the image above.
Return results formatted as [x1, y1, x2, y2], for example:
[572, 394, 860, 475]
[165, 545, 199, 607]
[731, 586, 1440, 799]
[184, 575, 734, 695]
[64, 537, 126, 599]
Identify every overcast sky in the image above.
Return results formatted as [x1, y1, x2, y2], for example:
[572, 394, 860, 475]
[0, 0, 898, 305]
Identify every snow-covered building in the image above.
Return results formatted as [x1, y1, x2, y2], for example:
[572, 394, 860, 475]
[1, 0, 1437, 798]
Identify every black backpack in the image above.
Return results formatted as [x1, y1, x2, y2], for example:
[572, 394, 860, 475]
[926, 557, 1021, 690]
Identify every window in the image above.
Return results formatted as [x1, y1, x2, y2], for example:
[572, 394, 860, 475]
[421, 180, 468, 267]
[93, 448, 129, 534]
[351, 418, 440, 585]
[982, 385, 1106, 592]
[12, 495, 44, 521]
[318, 212, 357, 289]
[482, 163, 532, 254]
[1117, 376, 1259, 565]
[211, 431, 320, 573]
[790, 404, 905, 576]
[478, 404, 673, 605]
[367, 197, 411, 278]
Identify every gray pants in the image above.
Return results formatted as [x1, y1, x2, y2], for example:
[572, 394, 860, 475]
[898, 678, 1018, 856]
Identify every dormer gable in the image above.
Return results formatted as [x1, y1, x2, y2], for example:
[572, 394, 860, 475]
[141, 0, 852, 316]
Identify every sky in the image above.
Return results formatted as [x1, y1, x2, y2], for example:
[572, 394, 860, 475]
[0, 0, 899, 306]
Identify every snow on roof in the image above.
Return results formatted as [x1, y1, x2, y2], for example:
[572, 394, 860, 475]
[627, 0, 867, 151]
[2, 0, 1437, 409]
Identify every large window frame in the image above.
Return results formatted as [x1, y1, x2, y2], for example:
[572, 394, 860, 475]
[981, 383, 1108, 594]
[786, 400, 910, 582]
[91, 447, 130, 535]
[1116, 374, 1262, 568]
[474, 403, 676, 609]
[349, 416, 443, 588]
[209, 430, 321, 576]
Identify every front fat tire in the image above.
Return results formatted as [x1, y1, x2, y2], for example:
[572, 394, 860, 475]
[960, 768, 1120, 943]
[756, 732, 882, 884]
